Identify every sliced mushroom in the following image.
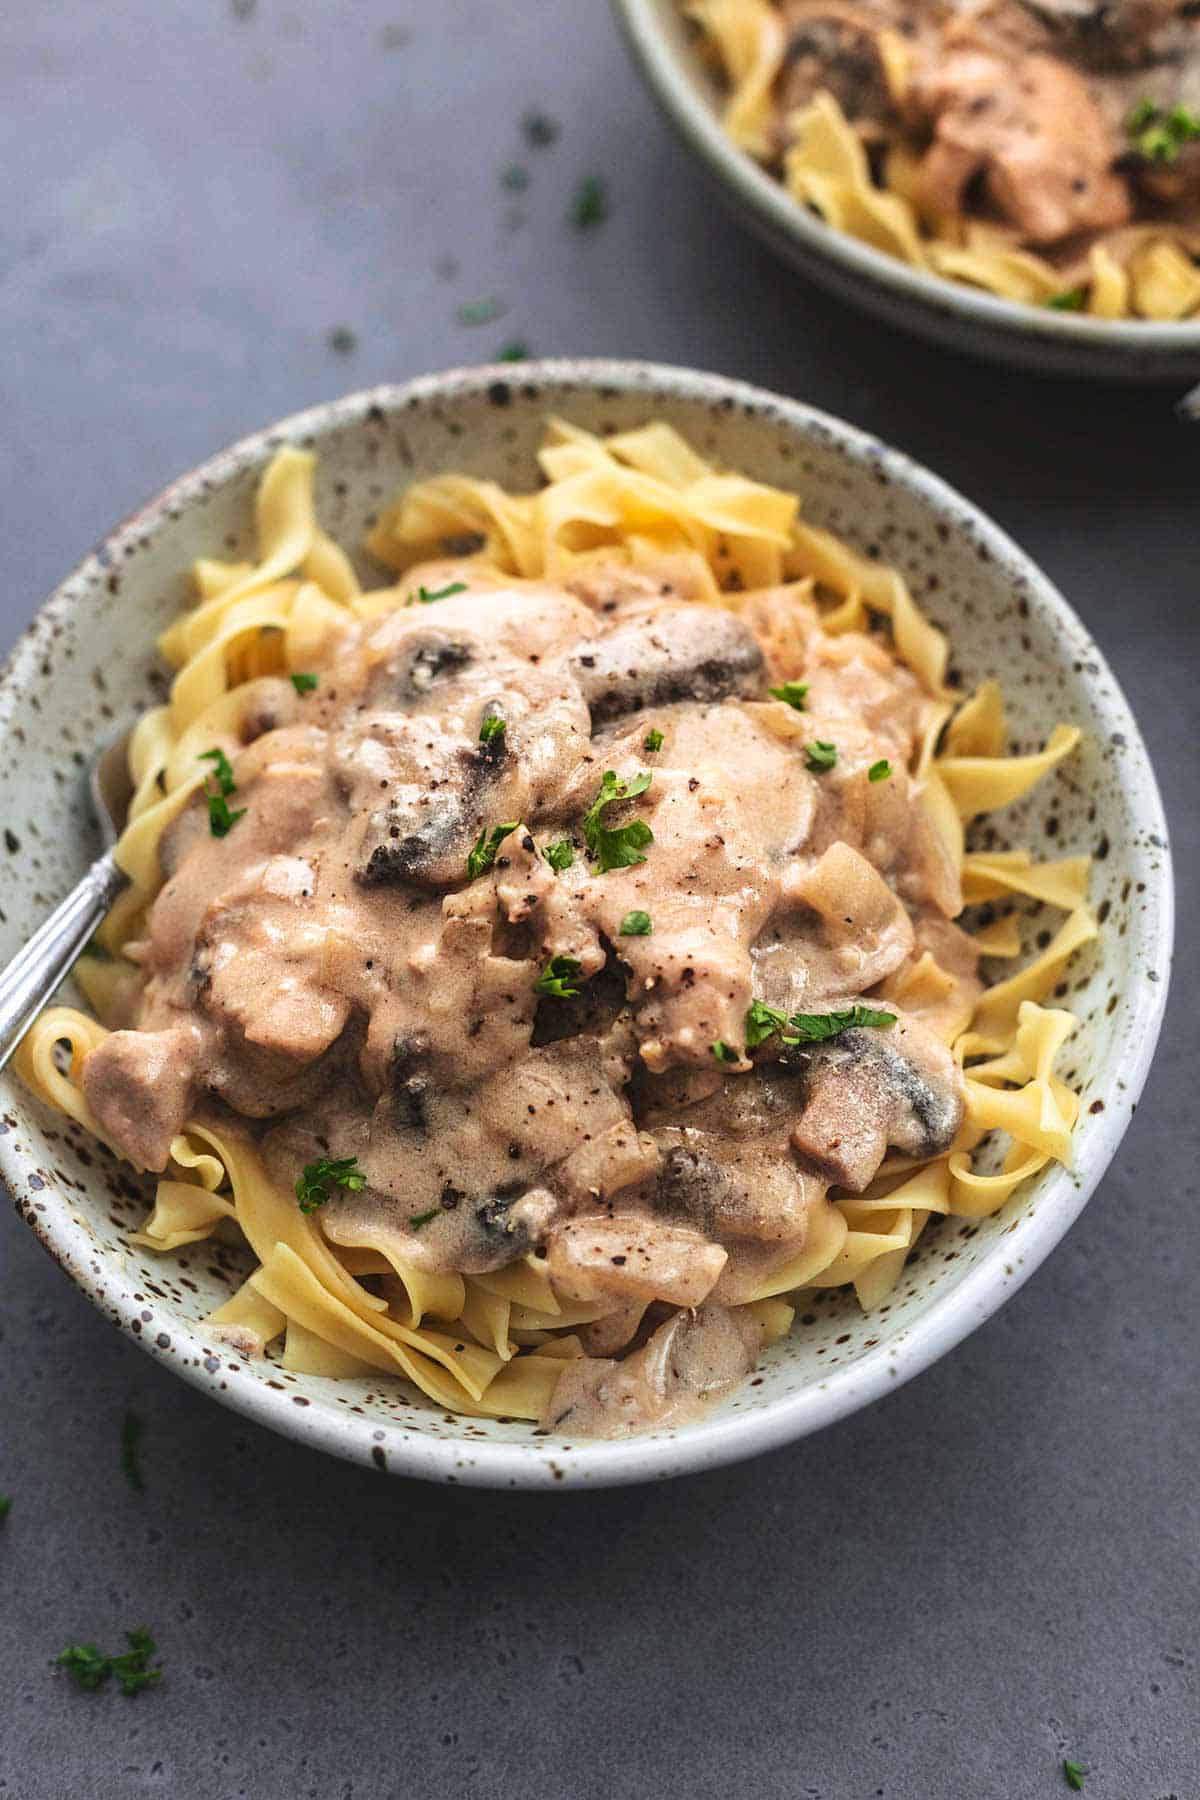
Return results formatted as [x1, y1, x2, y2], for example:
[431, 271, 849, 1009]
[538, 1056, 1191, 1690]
[786, 1013, 963, 1191]
[544, 1213, 727, 1309]
[570, 607, 764, 728]
[356, 789, 474, 887]
[364, 630, 475, 709]
[540, 1302, 764, 1437]
[778, 7, 892, 128]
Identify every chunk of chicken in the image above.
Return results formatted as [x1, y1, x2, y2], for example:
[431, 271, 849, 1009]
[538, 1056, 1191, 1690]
[82, 1020, 204, 1172]
[910, 49, 1132, 243]
[544, 1214, 728, 1309]
[790, 840, 915, 992]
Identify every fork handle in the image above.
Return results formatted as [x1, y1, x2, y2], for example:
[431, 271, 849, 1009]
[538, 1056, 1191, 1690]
[0, 852, 127, 1073]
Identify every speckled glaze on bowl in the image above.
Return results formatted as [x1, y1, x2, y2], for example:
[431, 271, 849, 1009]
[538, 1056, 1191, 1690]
[613, 0, 1200, 382]
[0, 362, 1173, 1488]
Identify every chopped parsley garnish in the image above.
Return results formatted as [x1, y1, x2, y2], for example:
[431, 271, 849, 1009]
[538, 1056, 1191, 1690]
[744, 999, 793, 1049]
[643, 727, 664, 752]
[498, 341, 530, 362]
[768, 681, 809, 711]
[744, 999, 897, 1049]
[571, 175, 609, 230]
[582, 769, 654, 874]
[619, 910, 652, 936]
[788, 1004, 897, 1042]
[457, 297, 506, 327]
[290, 671, 319, 694]
[409, 1208, 439, 1230]
[1063, 1761, 1085, 1791]
[868, 759, 892, 782]
[408, 580, 468, 606]
[805, 740, 838, 773]
[121, 1411, 145, 1493]
[534, 954, 583, 998]
[0, 1495, 10, 1522]
[57, 1627, 162, 1697]
[1127, 97, 1200, 162]
[205, 794, 246, 838]
[199, 749, 245, 838]
[1046, 288, 1087, 312]
[711, 1040, 740, 1064]
[522, 110, 560, 147]
[479, 714, 506, 745]
[198, 747, 235, 796]
[295, 1155, 367, 1215]
[543, 838, 574, 872]
[502, 163, 530, 192]
[467, 821, 519, 880]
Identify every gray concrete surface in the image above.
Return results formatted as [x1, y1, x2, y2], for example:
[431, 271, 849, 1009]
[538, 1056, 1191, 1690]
[1, 3, 1196, 1796]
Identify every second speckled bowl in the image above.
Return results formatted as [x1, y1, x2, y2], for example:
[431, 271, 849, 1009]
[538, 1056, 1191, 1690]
[0, 361, 1174, 1487]
[613, 0, 1200, 382]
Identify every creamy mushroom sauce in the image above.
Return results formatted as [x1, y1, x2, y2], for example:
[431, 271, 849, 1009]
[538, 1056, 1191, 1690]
[764, 0, 1199, 261]
[81, 563, 979, 1437]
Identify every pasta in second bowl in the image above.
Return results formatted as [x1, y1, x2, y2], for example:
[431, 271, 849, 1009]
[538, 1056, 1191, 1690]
[614, 0, 1200, 378]
[0, 363, 1172, 1486]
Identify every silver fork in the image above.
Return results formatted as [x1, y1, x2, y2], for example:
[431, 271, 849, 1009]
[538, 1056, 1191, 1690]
[0, 728, 133, 1072]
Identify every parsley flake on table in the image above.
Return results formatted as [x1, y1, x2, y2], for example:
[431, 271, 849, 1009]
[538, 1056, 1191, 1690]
[1062, 1760, 1085, 1791]
[805, 740, 838, 773]
[0, 1495, 10, 1523]
[619, 910, 652, 936]
[290, 671, 319, 694]
[121, 1411, 145, 1493]
[582, 770, 654, 873]
[534, 954, 584, 998]
[56, 1627, 162, 1698]
[522, 109, 560, 148]
[497, 341, 530, 362]
[570, 175, 609, 230]
[768, 681, 809, 710]
[457, 297, 506, 327]
[467, 822, 519, 880]
[295, 1155, 366, 1215]
[502, 163, 530, 192]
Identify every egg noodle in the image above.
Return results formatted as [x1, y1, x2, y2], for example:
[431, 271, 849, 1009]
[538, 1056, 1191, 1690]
[687, 0, 1200, 321]
[15, 419, 1095, 1419]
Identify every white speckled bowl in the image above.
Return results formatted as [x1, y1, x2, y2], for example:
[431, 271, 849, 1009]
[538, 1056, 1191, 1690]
[0, 363, 1173, 1488]
[613, 0, 1200, 382]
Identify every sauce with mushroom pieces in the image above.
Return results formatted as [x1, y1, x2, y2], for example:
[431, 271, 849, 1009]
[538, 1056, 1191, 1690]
[80, 566, 973, 1436]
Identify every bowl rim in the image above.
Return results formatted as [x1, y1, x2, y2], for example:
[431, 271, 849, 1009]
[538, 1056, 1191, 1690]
[0, 359, 1175, 1489]
[611, 0, 1200, 355]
